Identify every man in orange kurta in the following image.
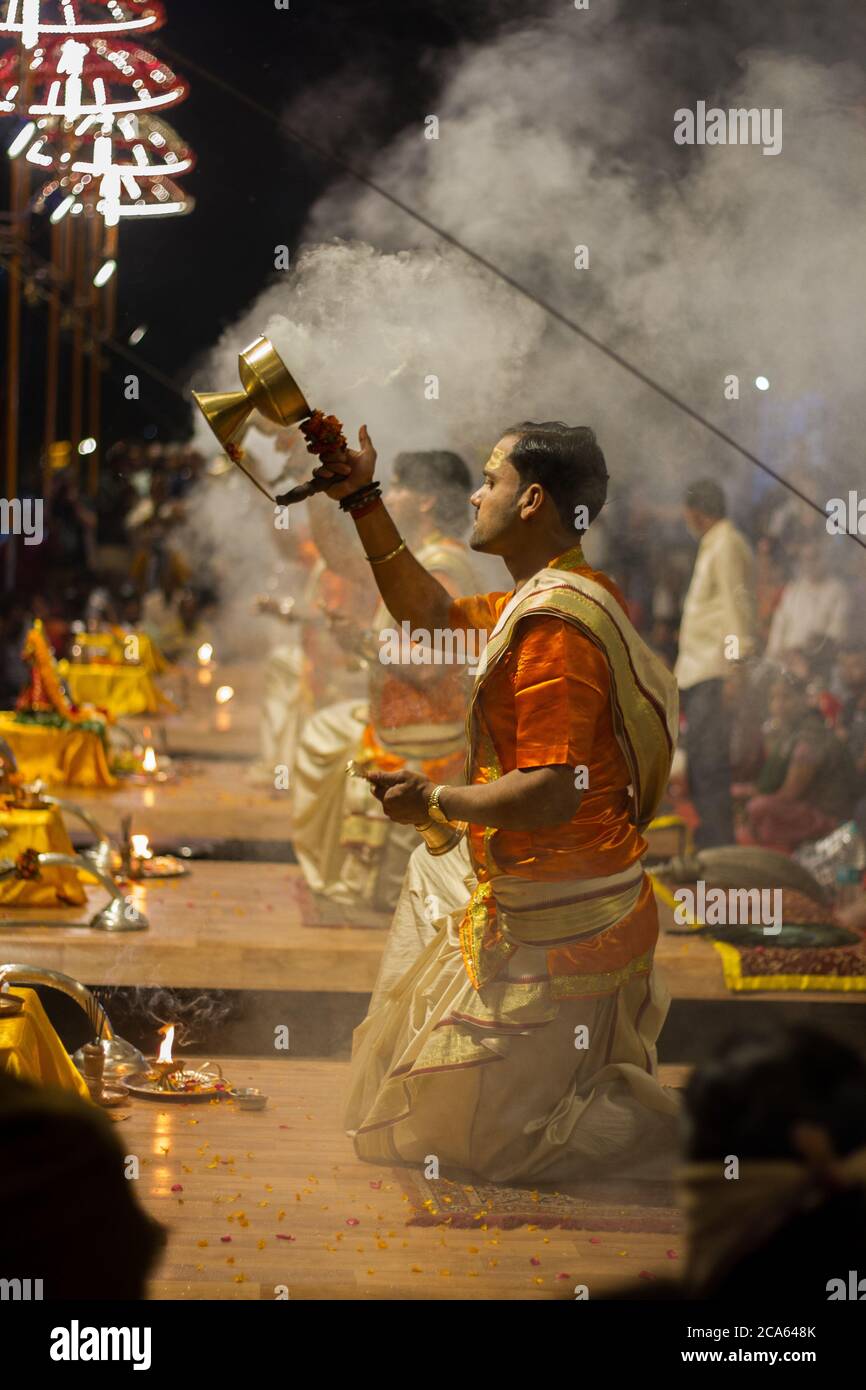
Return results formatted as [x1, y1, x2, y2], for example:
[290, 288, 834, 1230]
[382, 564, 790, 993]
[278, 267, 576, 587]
[309, 419, 679, 1181]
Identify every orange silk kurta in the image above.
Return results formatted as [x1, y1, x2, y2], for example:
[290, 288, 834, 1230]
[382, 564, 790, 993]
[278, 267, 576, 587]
[449, 556, 647, 881]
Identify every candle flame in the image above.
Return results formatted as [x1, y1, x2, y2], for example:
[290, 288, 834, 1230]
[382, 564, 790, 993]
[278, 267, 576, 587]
[215, 686, 235, 705]
[131, 833, 152, 860]
[142, 746, 158, 774]
[197, 643, 214, 665]
[157, 1023, 175, 1064]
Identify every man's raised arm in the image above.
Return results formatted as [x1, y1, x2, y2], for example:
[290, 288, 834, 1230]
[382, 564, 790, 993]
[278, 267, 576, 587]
[314, 425, 456, 633]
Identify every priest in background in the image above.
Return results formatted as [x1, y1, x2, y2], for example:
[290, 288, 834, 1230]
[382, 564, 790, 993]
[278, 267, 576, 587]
[291, 451, 477, 916]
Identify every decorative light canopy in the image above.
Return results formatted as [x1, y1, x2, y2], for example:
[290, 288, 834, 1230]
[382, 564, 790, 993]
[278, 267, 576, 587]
[0, 1, 165, 51]
[0, 37, 187, 119]
[13, 110, 194, 176]
[35, 166, 193, 221]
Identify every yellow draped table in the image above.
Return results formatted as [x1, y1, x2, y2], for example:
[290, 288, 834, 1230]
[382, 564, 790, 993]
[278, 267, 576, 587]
[0, 806, 87, 907]
[58, 661, 176, 718]
[0, 713, 116, 790]
[79, 630, 169, 676]
[0, 988, 90, 1099]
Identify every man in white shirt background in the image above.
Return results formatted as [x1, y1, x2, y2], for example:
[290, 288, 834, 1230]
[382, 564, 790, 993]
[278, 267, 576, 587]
[675, 479, 758, 847]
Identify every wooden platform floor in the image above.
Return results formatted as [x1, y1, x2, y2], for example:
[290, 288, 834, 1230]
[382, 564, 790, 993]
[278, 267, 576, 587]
[2, 856, 861, 1006]
[122, 1058, 687, 1301]
[0, 858, 833, 1004]
[66, 758, 293, 845]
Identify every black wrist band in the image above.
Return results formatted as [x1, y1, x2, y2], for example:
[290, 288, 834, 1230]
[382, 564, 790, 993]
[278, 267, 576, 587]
[339, 483, 381, 513]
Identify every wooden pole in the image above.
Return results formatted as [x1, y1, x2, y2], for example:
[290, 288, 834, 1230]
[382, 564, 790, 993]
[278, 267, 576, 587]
[43, 219, 63, 493]
[70, 216, 86, 478]
[5, 153, 24, 500]
[87, 215, 103, 496]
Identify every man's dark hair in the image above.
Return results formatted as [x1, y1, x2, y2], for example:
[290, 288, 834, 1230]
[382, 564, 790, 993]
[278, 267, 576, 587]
[393, 450, 473, 533]
[684, 1025, 866, 1163]
[680, 1025, 866, 1301]
[684, 478, 726, 519]
[505, 422, 608, 532]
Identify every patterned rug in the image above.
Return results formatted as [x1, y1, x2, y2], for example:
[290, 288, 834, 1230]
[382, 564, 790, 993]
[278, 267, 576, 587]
[400, 1168, 681, 1233]
[282, 867, 391, 931]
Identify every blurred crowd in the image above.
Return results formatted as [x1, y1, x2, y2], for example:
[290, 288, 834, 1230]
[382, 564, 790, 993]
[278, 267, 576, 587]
[589, 473, 866, 858]
[1, 441, 218, 702]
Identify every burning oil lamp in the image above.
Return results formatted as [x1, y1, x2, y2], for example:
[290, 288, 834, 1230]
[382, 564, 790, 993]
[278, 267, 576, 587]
[124, 1023, 236, 1102]
[151, 1024, 183, 1089]
[122, 821, 188, 881]
[130, 833, 153, 877]
[131, 744, 172, 786]
[214, 685, 234, 733]
[197, 643, 215, 686]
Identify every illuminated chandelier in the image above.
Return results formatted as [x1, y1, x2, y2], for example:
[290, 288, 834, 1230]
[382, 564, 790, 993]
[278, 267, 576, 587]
[0, 1, 165, 51]
[0, 35, 187, 119]
[16, 110, 194, 222]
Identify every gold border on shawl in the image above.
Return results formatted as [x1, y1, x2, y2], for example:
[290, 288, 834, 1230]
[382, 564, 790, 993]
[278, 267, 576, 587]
[549, 947, 654, 1000]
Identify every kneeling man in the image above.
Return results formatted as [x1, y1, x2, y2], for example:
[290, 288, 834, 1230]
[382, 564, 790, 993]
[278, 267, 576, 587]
[314, 420, 680, 1183]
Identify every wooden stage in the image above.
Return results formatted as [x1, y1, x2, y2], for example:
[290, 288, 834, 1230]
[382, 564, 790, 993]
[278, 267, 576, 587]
[2, 857, 859, 1013]
[119, 1057, 688, 1301]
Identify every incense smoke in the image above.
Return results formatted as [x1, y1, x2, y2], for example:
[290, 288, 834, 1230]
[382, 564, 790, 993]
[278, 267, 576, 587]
[187, 0, 866, 652]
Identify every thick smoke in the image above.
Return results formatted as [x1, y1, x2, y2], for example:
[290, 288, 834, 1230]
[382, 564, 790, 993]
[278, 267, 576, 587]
[187, 0, 866, 650]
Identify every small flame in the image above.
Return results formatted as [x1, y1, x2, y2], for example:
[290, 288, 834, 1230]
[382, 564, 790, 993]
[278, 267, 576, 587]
[215, 685, 235, 705]
[142, 746, 158, 774]
[157, 1023, 175, 1064]
[197, 643, 214, 665]
[131, 833, 152, 860]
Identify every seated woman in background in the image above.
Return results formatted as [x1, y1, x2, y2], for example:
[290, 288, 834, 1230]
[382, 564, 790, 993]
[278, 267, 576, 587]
[744, 672, 855, 852]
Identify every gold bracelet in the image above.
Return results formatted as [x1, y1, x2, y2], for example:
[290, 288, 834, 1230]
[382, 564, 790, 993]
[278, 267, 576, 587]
[365, 539, 407, 566]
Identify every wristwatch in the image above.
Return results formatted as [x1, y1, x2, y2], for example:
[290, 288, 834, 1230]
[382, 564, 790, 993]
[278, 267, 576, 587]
[426, 784, 451, 826]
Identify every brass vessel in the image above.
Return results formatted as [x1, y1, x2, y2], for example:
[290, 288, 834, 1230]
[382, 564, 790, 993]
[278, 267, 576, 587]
[345, 761, 466, 857]
[193, 335, 312, 452]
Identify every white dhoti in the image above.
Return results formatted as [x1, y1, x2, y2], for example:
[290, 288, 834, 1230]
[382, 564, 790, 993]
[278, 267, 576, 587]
[290, 701, 422, 911]
[248, 642, 308, 785]
[346, 849, 680, 1183]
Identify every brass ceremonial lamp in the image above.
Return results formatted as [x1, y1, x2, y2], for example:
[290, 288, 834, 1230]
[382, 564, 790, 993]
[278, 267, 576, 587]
[346, 760, 467, 857]
[192, 336, 346, 506]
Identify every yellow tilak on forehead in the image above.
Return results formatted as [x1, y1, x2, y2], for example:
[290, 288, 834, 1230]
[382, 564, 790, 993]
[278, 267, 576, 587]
[485, 445, 509, 472]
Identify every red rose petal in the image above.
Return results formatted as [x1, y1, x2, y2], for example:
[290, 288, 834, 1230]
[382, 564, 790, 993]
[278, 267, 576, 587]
[666, 1249, 679, 1259]
[220, 1236, 232, 1243]
[171, 1184, 183, 1193]
[345, 1218, 360, 1227]
[276, 1233, 296, 1242]
[369, 1181, 382, 1190]
[639, 1271, 655, 1280]
[530, 1257, 541, 1266]
[589, 1236, 601, 1245]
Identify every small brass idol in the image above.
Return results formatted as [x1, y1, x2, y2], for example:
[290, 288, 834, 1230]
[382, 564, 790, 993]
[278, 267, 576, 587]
[193, 336, 346, 507]
[346, 761, 466, 857]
